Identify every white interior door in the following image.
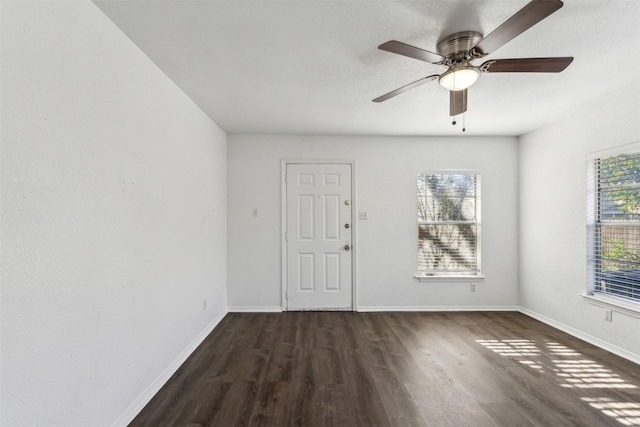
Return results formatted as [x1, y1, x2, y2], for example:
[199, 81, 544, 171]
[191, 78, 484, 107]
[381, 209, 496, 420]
[285, 163, 352, 310]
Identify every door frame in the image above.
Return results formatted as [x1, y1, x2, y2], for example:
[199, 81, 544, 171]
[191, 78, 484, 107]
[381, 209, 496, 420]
[281, 159, 357, 311]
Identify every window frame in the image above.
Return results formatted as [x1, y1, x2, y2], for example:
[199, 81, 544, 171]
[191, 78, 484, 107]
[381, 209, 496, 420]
[586, 142, 640, 309]
[416, 171, 482, 279]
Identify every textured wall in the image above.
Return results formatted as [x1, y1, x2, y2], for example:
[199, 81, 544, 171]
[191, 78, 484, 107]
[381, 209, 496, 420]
[1, 2, 227, 425]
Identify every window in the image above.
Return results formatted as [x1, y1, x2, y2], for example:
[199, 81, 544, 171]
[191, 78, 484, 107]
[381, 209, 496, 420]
[587, 147, 640, 303]
[417, 173, 481, 277]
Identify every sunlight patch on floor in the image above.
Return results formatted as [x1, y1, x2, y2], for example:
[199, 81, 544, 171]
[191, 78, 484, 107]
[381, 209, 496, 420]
[476, 339, 543, 371]
[475, 339, 541, 357]
[554, 359, 638, 389]
[546, 342, 581, 356]
[475, 338, 640, 426]
[581, 397, 640, 426]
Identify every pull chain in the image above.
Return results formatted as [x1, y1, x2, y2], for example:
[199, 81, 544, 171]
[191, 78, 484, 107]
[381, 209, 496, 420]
[451, 73, 457, 126]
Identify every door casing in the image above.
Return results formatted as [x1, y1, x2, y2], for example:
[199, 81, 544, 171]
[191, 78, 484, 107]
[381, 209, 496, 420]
[281, 159, 357, 311]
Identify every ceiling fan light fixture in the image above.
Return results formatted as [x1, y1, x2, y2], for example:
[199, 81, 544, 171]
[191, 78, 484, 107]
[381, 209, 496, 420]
[438, 66, 480, 91]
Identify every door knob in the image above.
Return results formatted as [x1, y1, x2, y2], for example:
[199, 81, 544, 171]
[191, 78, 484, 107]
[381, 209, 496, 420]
[344, 245, 351, 251]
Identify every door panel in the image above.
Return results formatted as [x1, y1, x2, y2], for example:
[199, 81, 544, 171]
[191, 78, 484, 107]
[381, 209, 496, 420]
[286, 163, 352, 310]
[298, 195, 314, 240]
[298, 253, 315, 291]
[324, 253, 340, 290]
[324, 195, 340, 240]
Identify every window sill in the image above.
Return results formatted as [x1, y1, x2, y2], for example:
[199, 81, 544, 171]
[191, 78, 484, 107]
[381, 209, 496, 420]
[415, 275, 485, 282]
[581, 293, 640, 319]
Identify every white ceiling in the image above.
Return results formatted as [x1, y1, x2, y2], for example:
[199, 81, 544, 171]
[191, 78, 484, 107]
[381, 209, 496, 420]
[93, 0, 640, 136]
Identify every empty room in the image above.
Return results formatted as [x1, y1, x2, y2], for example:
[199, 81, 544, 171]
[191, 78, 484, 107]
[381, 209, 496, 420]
[2, 0, 640, 426]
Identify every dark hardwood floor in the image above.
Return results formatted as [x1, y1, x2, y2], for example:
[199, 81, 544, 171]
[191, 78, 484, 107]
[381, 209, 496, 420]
[130, 312, 640, 426]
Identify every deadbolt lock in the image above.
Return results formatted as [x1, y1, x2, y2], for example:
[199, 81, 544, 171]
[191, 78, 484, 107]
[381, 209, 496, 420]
[345, 224, 350, 229]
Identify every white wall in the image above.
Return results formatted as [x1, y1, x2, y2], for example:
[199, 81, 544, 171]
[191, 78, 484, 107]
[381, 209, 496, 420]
[519, 82, 640, 361]
[1, 2, 227, 426]
[228, 135, 519, 311]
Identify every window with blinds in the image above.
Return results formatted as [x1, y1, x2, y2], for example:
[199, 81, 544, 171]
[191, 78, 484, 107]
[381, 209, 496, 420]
[588, 149, 640, 303]
[417, 173, 481, 276]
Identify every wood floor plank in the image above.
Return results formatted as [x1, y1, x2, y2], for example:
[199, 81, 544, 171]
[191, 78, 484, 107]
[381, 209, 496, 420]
[129, 312, 640, 426]
[250, 381, 290, 426]
[337, 346, 392, 426]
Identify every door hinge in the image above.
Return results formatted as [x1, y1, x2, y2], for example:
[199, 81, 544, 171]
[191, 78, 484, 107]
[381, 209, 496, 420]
[285, 231, 288, 241]
[285, 291, 288, 301]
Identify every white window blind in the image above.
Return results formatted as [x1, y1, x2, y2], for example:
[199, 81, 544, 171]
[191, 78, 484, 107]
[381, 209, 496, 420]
[417, 173, 481, 276]
[587, 149, 640, 303]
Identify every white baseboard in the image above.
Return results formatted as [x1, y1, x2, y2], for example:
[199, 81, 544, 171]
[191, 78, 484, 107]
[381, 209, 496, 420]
[357, 305, 519, 312]
[518, 307, 640, 365]
[110, 310, 228, 427]
[228, 306, 283, 312]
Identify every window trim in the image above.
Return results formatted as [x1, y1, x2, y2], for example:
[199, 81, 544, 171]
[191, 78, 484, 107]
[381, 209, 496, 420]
[416, 170, 482, 279]
[581, 293, 640, 319]
[586, 142, 640, 306]
[415, 275, 486, 282]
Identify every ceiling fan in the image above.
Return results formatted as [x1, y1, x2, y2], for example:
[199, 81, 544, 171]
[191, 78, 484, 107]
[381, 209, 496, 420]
[373, 0, 573, 127]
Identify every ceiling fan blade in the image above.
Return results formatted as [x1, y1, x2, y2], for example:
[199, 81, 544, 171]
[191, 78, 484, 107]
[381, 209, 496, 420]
[481, 57, 573, 73]
[450, 89, 468, 116]
[474, 0, 564, 55]
[373, 75, 439, 103]
[379, 41, 444, 64]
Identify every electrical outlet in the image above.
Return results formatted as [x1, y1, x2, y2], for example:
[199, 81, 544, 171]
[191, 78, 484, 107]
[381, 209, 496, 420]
[203, 299, 207, 311]
[359, 211, 368, 220]
[252, 208, 259, 217]
[470, 283, 476, 293]
[604, 309, 612, 322]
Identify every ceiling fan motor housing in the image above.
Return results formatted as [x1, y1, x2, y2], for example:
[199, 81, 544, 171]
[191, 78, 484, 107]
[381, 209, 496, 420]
[436, 31, 483, 62]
